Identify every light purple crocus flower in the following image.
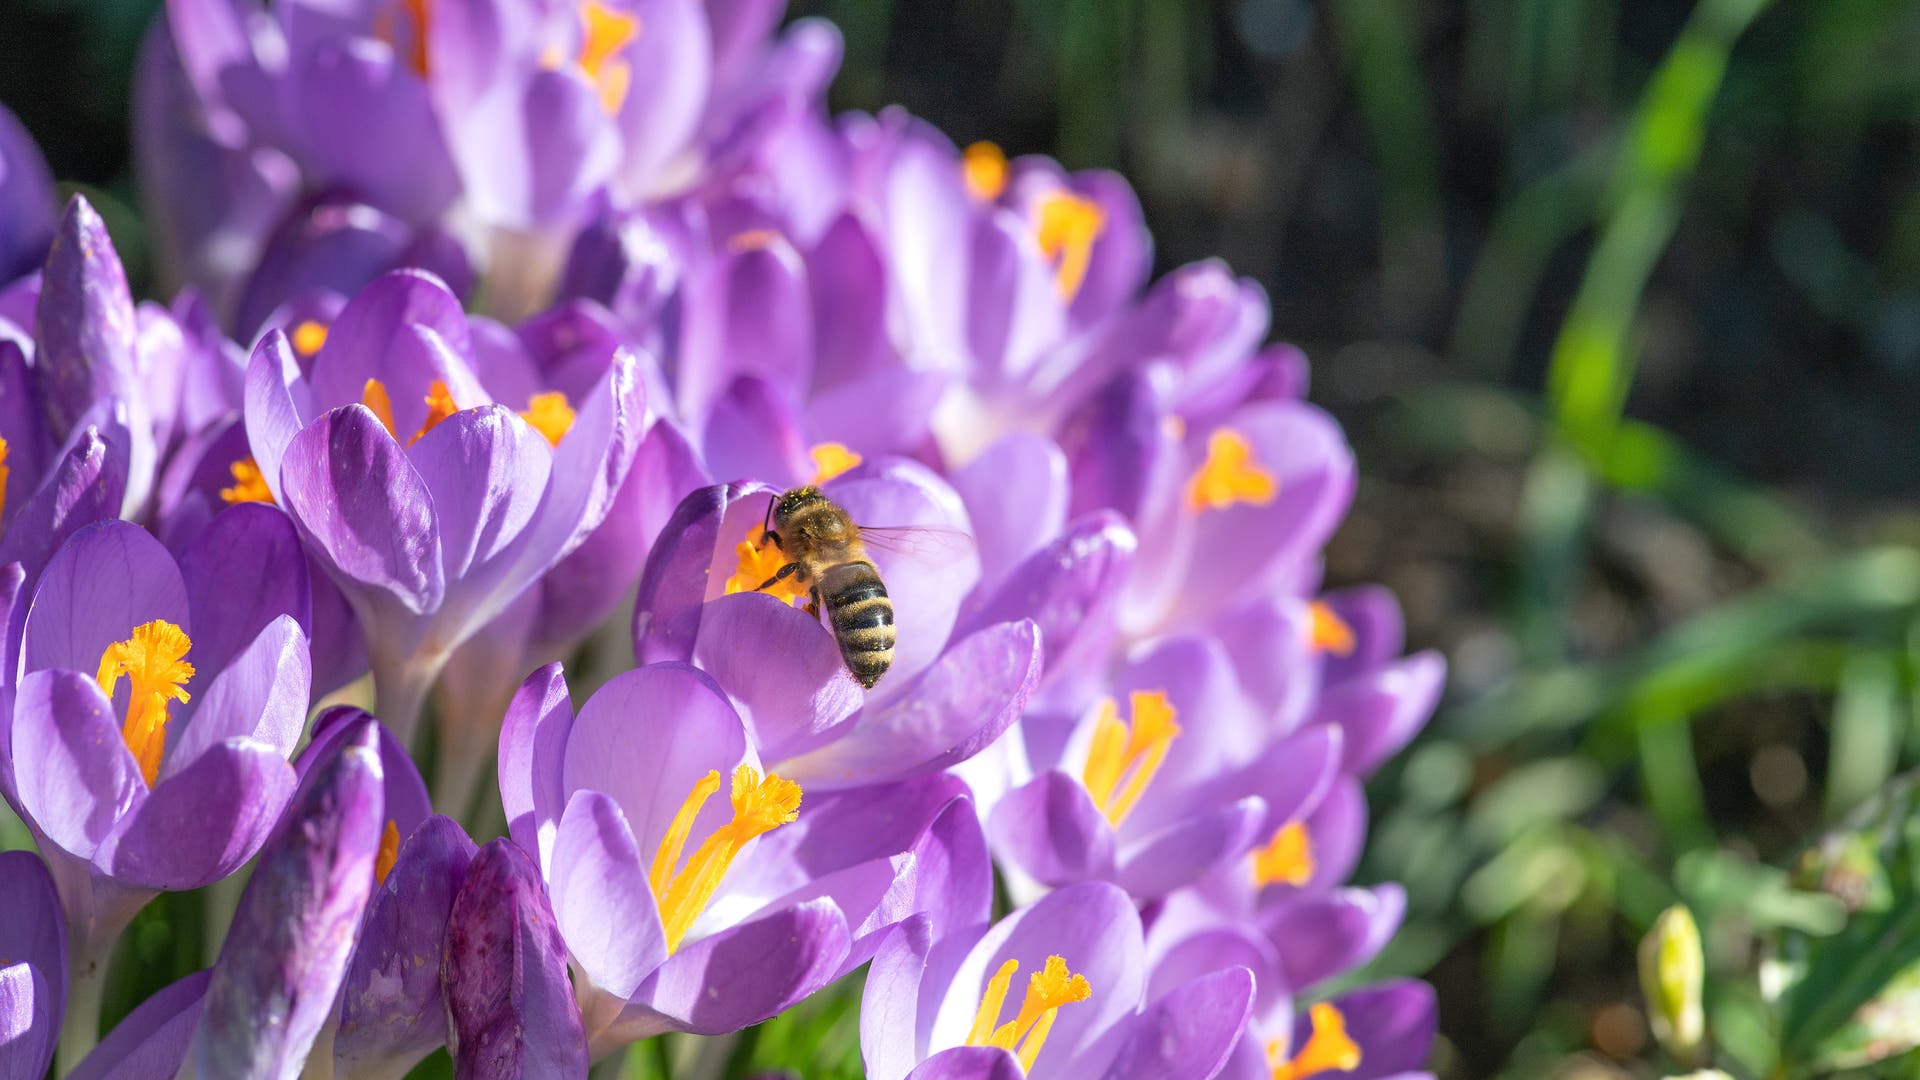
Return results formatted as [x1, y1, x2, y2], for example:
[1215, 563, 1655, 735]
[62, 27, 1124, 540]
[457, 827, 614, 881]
[862, 881, 1253, 1080]
[632, 473, 1042, 791]
[242, 268, 644, 740]
[498, 660, 991, 1058]
[0, 514, 312, 1065]
[0, 849, 65, 1079]
[154, 0, 829, 321]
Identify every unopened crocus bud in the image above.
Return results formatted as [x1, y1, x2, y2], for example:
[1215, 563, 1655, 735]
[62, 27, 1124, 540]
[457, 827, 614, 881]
[185, 717, 385, 1079]
[1640, 903, 1707, 1065]
[443, 838, 588, 1079]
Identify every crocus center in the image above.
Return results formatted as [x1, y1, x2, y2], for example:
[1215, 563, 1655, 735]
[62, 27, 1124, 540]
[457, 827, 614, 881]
[1186, 427, 1277, 512]
[543, 1, 638, 114]
[724, 524, 810, 606]
[96, 620, 195, 787]
[0, 435, 11, 522]
[647, 764, 802, 952]
[361, 378, 457, 445]
[1080, 690, 1181, 826]
[291, 319, 330, 359]
[374, 819, 400, 885]
[808, 441, 862, 484]
[1252, 821, 1315, 888]
[220, 455, 275, 505]
[964, 141, 1009, 201]
[1307, 601, 1355, 656]
[964, 955, 1093, 1072]
[1267, 1003, 1361, 1080]
[521, 391, 575, 447]
[1034, 190, 1105, 300]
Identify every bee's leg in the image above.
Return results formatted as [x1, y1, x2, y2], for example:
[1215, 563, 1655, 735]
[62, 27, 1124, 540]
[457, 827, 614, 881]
[755, 562, 803, 591]
[805, 588, 821, 619]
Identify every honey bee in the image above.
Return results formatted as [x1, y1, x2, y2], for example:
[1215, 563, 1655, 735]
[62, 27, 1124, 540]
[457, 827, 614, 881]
[755, 486, 897, 688]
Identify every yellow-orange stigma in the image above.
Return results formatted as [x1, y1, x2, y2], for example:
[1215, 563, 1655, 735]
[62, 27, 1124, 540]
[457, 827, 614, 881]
[291, 319, 329, 358]
[648, 764, 801, 951]
[557, 1, 640, 114]
[0, 435, 11, 522]
[963, 141, 1009, 201]
[219, 456, 275, 505]
[1034, 189, 1105, 300]
[964, 955, 1092, 1072]
[1186, 427, 1278, 512]
[1307, 601, 1355, 657]
[96, 620, 195, 787]
[414, 380, 458, 444]
[728, 229, 782, 253]
[1252, 821, 1315, 888]
[520, 391, 576, 447]
[362, 378, 399, 438]
[374, 819, 401, 885]
[1080, 690, 1181, 826]
[808, 441, 862, 484]
[1267, 1003, 1362, 1080]
[723, 524, 809, 606]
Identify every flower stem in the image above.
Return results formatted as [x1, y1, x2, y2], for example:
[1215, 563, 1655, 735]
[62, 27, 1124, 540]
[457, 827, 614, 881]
[369, 644, 449, 750]
[55, 921, 119, 1074]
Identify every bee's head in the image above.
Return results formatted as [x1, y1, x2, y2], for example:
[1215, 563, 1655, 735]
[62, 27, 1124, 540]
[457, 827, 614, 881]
[772, 486, 827, 527]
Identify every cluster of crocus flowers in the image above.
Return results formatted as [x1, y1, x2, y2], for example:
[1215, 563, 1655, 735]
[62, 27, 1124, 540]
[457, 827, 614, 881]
[0, 2, 1443, 1073]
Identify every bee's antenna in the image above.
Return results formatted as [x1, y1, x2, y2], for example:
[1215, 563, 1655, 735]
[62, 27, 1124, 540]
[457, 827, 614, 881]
[762, 491, 777, 535]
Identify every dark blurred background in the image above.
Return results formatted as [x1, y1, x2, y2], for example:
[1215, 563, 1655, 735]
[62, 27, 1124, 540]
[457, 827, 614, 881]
[12, 0, 1920, 1076]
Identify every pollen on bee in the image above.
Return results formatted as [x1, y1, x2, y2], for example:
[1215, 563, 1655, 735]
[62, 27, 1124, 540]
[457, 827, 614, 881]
[723, 523, 808, 606]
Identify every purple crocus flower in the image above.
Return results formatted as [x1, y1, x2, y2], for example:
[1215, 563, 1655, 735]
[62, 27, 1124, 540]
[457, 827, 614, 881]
[0, 849, 65, 1079]
[862, 881, 1253, 1080]
[0, 514, 312, 1065]
[0, 102, 55, 285]
[154, 0, 828, 321]
[632, 474, 1042, 791]
[242, 268, 644, 740]
[498, 659, 991, 1057]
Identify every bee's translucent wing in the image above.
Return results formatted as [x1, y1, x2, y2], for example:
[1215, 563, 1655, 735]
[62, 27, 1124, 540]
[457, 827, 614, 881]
[855, 524, 978, 563]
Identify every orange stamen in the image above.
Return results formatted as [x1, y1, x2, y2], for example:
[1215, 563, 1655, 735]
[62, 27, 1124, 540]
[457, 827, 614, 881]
[1252, 821, 1315, 888]
[1185, 427, 1278, 512]
[1034, 190, 1105, 300]
[964, 141, 1009, 201]
[97, 620, 195, 787]
[1267, 1003, 1362, 1080]
[1080, 691, 1181, 826]
[219, 456, 275, 505]
[650, 764, 801, 951]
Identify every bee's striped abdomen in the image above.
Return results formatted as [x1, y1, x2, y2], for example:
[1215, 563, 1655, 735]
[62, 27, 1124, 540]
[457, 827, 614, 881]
[821, 560, 894, 688]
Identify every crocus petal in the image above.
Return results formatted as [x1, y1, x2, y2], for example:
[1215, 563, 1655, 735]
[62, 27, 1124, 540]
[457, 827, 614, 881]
[23, 518, 189, 677]
[498, 663, 573, 872]
[550, 789, 668, 1001]
[1288, 775, 1366, 895]
[1292, 980, 1436, 1080]
[862, 916, 935, 1080]
[443, 838, 589, 1078]
[1319, 585, 1405, 687]
[807, 213, 895, 390]
[1099, 967, 1254, 1080]
[1115, 796, 1266, 900]
[405, 403, 552, 632]
[159, 614, 310, 776]
[907, 1046, 1025, 1080]
[614, 0, 711, 188]
[632, 481, 765, 665]
[1262, 885, 1407, 994]
[69, 969, 211, 1080]
[780, 619, 1040, 789]
[178, 501, 312, 676]
[301, 708, 432, 845]
[0, 421, 130, 586]
[508, 347, 644, 581]
[335, 815, 479, 1079]
[692, 592, 862, 763]
[288, 38, 460, 222]
[950, 432, 1069, 592]
[957, 511, 1133, 704]
[677, 234, 813, 424]
[105, 739, 297, 890]
[0, 850, 64, 1080]
[188, 717, 383, 1079]
[562, 663, 747, 868]
[241, 331, 307, 506]
[625, 898, 849, 1037]
[699, 374, 810, 487]
[988, 770, 1116, 887]
[279, 403, 445, 617]
[1319, 651, 1445, 777]
[307, 269, 476, 426]
[0, 102, 55, 282]
[35, 196, 140, 438]
[10, 669, 140, 860]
